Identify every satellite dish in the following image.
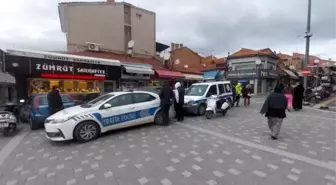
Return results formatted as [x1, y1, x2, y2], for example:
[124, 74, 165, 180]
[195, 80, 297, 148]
[163, 53, 171, 60]
[159, 51, 165, 58]
[184, 65, 188, 68]
[255, 59, 262, 65]
[128, 40, 135, 48]
[175, 59, 180, 65]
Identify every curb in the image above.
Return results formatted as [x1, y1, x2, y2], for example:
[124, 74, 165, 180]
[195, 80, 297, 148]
[312, 97, 336, 109]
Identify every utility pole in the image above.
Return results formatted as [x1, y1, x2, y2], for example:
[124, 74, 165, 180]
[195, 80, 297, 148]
[303, 0, 312, 90]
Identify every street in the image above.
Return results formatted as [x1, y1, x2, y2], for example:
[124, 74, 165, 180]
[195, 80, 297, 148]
[0, 99, 335, 185]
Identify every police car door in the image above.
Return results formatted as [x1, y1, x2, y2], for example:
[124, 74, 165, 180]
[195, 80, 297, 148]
[99, 94, 136, 130]
[132, 92, 158, 125]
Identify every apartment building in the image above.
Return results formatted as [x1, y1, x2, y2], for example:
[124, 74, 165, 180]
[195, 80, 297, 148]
[58, 0, 156, 57]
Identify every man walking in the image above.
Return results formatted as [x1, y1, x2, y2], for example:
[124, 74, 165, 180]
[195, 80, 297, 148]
[47, 86, 63, 115]
[173, 82, 185, 122]
[235, 83, 242, 107]
[159, 81, 173, 125]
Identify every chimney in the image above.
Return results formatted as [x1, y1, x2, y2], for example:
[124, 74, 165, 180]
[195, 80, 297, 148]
[180, 44, 183, 48]
[227, 52, 230, 57]
[106, 0, 115, 2]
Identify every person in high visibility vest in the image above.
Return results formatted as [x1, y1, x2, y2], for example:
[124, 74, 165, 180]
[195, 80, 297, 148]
[235, 83, 242, 107]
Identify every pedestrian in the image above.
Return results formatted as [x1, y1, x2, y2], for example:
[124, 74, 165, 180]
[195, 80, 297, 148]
[159, 81, 173, 125]
[173, 82, 185, 122]
[235, 83, 242, 107]
[242, 84, 252, 106]
[231, 82, 237, 107]
[260, 84, 287, 140]
[47, 86, 64, 115]
[293, 81, 304, 111]
[284, 86, 293, 112]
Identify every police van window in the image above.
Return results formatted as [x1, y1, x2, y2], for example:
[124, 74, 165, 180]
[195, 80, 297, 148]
[133, 93, 156, 103]
[208, 85, 218, 95]
[225, 84, 232, 92]
[108, 94, 133, 107]
[218, 84, 225, 94]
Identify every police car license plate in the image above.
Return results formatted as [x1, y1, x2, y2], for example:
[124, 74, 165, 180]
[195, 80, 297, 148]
[0, 122, 8, 128]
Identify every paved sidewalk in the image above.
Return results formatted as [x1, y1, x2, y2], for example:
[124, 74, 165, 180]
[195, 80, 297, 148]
[0, 99, 334, 185]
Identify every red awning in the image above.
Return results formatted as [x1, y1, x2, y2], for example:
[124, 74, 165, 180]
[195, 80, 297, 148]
[155, 69, 184, 79]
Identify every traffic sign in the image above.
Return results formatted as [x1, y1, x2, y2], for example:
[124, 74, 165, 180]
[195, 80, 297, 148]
[302, 68, 311, 76]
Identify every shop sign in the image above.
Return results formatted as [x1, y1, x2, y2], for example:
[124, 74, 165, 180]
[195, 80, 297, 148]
[259, 69, 279, 79]
[226, 69, 257, 79]
[31, 59, 106, 77]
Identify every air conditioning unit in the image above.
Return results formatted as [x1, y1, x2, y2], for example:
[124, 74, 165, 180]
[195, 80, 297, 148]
[86, 42, 100, 51]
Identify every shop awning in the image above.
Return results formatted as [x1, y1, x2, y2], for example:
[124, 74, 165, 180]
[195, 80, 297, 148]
[183, 73, 204, 80]
[283, 69, 299, 79]
[124, 66, 154, 75]
[155, 69, 184, 79]
[6, 49, 120, 66]
[0, 72, 15, 84]
[203, 70, 219, 80]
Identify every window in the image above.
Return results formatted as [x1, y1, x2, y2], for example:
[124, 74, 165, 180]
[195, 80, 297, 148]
[185, 85, 208, 96]
[208, 85, 218, 96]
[133, 93, 156, 103]
[108, 94, 133, 107]
[86, 94, 115, 107]
[136, 13, 142, 19]
[61, 95, 72, 103]
[224, 84, 232, 92]
[218, 84, 225, 94]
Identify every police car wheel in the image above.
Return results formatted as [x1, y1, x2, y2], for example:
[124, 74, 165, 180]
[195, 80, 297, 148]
[198, 104, 206, 116]
[74, 121, 99, 143]
[154, 111, 164, 125]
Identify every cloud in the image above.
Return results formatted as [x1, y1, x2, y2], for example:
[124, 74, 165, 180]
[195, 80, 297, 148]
[0, 0, 335, 59]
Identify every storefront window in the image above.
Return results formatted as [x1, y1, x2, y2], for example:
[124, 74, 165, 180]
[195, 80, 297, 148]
[28, 78, 100, 95]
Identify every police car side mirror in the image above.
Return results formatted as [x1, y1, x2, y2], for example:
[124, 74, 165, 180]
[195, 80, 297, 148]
[103, 103, 112, 109]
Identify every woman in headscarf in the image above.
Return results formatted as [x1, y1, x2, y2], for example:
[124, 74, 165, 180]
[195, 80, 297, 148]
[242, 84, 252, 106]
[173, 82, 185, 122]
[260, 84, 288, 140]
[293, 81, 304, 110]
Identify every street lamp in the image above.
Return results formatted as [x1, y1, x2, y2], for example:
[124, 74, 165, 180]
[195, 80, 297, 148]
[303, 0, 312, 91]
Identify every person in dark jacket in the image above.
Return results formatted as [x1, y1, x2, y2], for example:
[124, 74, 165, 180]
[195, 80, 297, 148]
[260, 84, 287, 140]
[159, 81, 173, 125]
[293, 81, 304, 110]
[231, 83, 237, 106]
[173, 82, 185, 122]
[47, 86, 63, 115]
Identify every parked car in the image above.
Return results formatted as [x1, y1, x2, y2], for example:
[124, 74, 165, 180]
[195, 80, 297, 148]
[45, 91, 173, 142]
[183, 81, 234, 115]
[19, 94, 76, 130]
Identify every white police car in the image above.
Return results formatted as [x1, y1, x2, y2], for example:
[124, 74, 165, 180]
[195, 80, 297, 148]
[45, 91, 168, 142]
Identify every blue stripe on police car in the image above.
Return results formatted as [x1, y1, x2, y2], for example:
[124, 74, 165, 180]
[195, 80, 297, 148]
[92, 107, 159, 127]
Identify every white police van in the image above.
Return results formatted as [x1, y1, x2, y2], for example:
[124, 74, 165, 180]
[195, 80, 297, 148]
[44, 91, 172, 142]
[183, 81, 234, 115]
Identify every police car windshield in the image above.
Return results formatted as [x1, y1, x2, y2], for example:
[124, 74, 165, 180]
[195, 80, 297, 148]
[84, 94, 114, 107]
[185, 84, 208, 96]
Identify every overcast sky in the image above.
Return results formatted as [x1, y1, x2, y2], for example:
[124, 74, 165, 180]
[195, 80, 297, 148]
[0, 0, 335, 59]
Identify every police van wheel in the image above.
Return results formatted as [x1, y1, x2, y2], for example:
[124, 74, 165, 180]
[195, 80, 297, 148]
[198, 104, 206, 116]
[154, 111, 164, 125]
[74, 121, 99, 143]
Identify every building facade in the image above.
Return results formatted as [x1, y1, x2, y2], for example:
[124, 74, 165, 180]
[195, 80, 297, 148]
[59, 0, 156, 57]
[226, 48, 279, 94]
